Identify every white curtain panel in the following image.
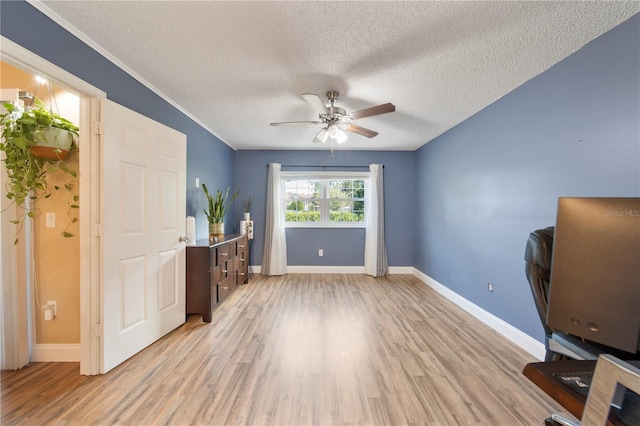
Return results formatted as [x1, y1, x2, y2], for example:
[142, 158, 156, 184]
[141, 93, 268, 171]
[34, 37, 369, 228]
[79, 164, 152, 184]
[364, 164, 389, 277]
[261, 163, 288, 275]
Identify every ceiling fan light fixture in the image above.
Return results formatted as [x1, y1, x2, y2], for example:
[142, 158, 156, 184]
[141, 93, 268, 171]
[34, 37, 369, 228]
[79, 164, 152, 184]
[328, 125, 339, 139]
[313, 128, 329, 144]
[335, 128, 348, 144]
[326, 124, 347, 144]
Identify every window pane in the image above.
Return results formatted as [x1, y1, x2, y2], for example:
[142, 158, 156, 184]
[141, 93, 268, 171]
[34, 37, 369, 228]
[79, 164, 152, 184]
[326, 179, 365, 223]
[329, 179, 365, 199]
[283, 176, 366, 226]
[285, 179, 321, 222]
[329, 200, 364, 223]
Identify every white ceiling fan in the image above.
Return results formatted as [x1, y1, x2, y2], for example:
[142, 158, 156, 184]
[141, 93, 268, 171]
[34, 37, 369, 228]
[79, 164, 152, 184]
[270, 91, 396, 145]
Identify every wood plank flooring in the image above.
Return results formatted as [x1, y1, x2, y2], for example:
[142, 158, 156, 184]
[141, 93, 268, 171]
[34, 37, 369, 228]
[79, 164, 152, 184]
[2, 274, 562, 425]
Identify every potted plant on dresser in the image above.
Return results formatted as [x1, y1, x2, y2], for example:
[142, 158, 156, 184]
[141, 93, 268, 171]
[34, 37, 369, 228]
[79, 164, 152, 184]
[0, 98, 79, 243]
[202, 183, 239, 238]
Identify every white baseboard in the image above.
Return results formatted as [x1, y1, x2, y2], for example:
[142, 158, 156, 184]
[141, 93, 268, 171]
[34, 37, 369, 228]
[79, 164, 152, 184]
[287, 265, 365, 274]
[249, 265, 414, 275]
[31, 343, 80, 362]
[389, 266, 414, 274]
[412, 269, 546, 361]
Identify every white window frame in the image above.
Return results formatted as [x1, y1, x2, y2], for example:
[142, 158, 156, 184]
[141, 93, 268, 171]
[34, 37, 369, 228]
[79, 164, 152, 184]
[281, 171, 369, 228]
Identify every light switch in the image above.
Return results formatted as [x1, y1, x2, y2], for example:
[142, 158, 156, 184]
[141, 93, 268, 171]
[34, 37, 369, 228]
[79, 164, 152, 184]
[195, 177, 200, 188]
[46, 212, 56, 228]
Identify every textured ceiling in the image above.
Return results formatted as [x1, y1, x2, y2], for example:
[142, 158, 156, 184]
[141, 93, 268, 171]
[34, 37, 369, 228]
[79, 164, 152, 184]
[34, 1, 639, 151]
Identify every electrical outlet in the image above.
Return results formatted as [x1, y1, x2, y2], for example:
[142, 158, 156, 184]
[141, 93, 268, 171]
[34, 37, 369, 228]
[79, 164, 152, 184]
[487, 282, 494, 293]
[318, 249, 323, 257]
[47, 300, 57, 318]
[44, 301, 56, 321]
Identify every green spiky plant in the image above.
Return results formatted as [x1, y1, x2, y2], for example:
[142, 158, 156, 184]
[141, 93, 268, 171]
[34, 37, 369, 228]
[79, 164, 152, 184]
[202, 184, 239, 224]
[0, 99, 79, 243]
[242, 195, 254, 215]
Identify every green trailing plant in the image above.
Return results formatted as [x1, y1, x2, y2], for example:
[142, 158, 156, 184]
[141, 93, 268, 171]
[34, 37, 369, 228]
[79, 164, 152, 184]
[202, 184, 239, 224]
[0, 99, 79, 243]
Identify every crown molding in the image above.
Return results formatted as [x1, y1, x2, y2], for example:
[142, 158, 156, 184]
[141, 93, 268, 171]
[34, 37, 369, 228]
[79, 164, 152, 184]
[25, 0, 236, 150]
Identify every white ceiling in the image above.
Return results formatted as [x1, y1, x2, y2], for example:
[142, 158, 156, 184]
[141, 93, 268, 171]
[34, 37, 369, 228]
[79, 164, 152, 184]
[34, 1, 639, 151]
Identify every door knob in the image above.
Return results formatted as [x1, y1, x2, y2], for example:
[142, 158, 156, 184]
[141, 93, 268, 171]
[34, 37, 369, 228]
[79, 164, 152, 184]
[179, 235, 189, 243]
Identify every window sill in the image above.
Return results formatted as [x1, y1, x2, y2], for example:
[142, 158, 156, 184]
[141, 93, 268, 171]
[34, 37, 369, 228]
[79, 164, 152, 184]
[285, 223, 365, 229]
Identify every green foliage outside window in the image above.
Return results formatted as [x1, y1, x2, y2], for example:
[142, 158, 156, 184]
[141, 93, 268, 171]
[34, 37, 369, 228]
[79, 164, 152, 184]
[330, 211, 364, 222]
[285, 211, 363, 222]
[287, 200, 305, 211]
[285, 211, 320, 222]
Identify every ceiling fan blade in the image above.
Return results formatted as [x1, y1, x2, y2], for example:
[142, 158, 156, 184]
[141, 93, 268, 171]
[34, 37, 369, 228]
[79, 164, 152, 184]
[302, 93, 329, 115]
[270, 120, 322, 126]
[345, 124, 378, 138]
[349, 102, 396, 120]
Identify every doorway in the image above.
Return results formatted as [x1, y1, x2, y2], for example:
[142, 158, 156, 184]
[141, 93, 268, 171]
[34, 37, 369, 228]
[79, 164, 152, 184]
[1, 37, 105, 374]
[1, 60, 81, 363]
[1, 37, 187, 375]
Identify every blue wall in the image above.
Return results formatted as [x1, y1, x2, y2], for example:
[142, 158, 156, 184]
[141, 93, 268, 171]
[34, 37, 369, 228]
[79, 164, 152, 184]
[0, 1, 235, 241]
[235, 150, 415, 267]
[414, 14, 640, 342]
[2, 1, 639, 347]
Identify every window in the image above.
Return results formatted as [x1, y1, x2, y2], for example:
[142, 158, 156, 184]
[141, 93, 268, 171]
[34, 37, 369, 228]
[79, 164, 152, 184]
[282, 171, 368, 228]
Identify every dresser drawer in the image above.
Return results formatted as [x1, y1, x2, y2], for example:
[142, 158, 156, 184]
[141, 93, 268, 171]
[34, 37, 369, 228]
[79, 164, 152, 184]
[217, 244, 233, 265]
[234, 257, 244, 271]
[218, 278, 233, 303]
[210, 264, 221, 285]
[237, 266, 249, 285]
[221, 259, 234, 280]
[235, 235, 249, 255]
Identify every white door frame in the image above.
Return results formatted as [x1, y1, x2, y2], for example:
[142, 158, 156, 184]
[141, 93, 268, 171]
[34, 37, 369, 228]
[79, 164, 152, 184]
[1, 36, 106, 374]
[0, 109, 28, 371]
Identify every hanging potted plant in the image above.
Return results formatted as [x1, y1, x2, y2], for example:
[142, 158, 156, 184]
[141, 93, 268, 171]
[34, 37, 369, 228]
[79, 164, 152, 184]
[202, 183, 239, 238]
[0, 98, 79, 243]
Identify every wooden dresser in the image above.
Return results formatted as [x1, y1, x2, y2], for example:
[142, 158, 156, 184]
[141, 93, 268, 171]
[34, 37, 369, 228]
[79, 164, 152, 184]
[186, 234, 249, 322]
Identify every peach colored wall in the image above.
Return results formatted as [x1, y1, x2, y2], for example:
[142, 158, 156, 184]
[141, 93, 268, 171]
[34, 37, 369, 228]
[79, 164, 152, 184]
[1, 61, 80, 344]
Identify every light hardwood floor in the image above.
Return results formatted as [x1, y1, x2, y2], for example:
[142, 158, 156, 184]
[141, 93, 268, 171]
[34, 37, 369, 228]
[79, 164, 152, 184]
[2, 274, 561, 425]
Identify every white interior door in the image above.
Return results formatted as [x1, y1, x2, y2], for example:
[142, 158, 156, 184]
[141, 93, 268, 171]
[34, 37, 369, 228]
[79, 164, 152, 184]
[101, 99, 186, 373]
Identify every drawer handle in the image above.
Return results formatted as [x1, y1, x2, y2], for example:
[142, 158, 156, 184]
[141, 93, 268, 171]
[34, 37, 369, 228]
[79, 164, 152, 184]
[239, 272, 245, 276]
[223, 269, 228, 273]
[238, 244, 245, 248]
[222, 286, 228, 290]
[221, 253, 228, 256]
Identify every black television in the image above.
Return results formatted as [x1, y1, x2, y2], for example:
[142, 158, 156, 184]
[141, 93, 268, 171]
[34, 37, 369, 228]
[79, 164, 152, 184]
[547, 197, 640, 354]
